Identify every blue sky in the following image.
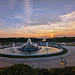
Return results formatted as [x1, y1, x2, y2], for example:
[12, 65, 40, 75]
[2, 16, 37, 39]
[0, 0, 75, 38]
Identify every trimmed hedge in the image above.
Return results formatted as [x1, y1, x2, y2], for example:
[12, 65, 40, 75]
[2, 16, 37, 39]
[36, 67, 75, 75]
[0, 64, 75, 75]
[0, 64, 37, 75]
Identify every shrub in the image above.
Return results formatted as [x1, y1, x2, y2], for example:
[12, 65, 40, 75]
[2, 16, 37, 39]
[0, 64, 37, 75]
[0, 64, 75, 75]
[36, 66, 75, 75]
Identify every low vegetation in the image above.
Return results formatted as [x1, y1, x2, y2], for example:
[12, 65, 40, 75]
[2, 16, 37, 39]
[36, 66, 75, 75]
[0, 64, 37, 75]
[0, 64, 75, 75]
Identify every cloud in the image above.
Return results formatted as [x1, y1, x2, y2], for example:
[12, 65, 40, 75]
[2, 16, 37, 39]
[60, 11, 75, 22]
[14, 0, 33, 26]
[0, 19, 6, 25]
[33, 8, 48, 11]
[15, 15, 22, 19]
[0, 19, 13, 32]
[14, 11, 75, 36]
[14, 0, 61, 27]
[55, 11, 75, 30]
[29, 11, 75, 36]
[64, 5, 73, 13]
[0, 19, 7, 29]
[9, 0, 15, 7]
[24, 0, 32, 23]
[0, 0, 75, 38]
[15, 11, 75, 29]
[20, 13, 61, 26]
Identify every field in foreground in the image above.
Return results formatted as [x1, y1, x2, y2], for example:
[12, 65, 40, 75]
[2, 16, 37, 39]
[0, 64, 75, 75]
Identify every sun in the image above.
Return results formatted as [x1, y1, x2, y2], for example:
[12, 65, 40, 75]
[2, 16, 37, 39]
[50, 34, 54, 38]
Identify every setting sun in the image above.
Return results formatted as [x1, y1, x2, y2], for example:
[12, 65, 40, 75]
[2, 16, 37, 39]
[50, 34, 54, 38]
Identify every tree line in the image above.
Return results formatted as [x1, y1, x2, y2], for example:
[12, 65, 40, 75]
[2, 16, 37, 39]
[0, 37, 75, 44]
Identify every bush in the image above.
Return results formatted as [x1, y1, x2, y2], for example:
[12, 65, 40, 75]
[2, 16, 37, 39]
[36, 66, 75, 75]
[0, 64, 75, 75]
[0, 64, 37, 75]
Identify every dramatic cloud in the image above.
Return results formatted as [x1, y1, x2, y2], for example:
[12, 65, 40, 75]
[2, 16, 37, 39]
[9, 0, 15, 7]
[0, 0, 75, 37]
[24, 0, 33, 24]
[0, 19, 8, 30]
[60, 11, 75, 22]
[13, 11, 75, 37]
[0, 19, 6, 25]
[64, 5, 73, 13]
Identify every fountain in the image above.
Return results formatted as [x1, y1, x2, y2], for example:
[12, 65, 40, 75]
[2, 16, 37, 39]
[46, 42, 49, 50]
[46, 42, 48, 47]
[0, 39, 63, 57]
[18, 38, 41, 52]
[13, 43, 15, 48]
[12, 42, 18, 52]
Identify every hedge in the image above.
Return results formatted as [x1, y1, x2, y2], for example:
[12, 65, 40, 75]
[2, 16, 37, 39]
[0, 64, 75, 75]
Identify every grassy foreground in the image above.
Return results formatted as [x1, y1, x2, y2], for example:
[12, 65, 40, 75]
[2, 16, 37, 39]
[0, 64, 75, 75]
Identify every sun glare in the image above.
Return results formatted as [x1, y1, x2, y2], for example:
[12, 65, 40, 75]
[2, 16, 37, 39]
[50, 34, 54, 38]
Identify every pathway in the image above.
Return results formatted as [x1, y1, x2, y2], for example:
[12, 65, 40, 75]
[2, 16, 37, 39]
[0, 46, 75, 69]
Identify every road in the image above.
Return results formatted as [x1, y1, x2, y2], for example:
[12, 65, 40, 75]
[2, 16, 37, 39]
[0, 46, 75, 69]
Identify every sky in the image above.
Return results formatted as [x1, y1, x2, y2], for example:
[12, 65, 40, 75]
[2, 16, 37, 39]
[0, 0, 75, 38]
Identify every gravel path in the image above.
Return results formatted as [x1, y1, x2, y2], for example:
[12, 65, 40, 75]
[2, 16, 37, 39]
[0, 46, 75, 69]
